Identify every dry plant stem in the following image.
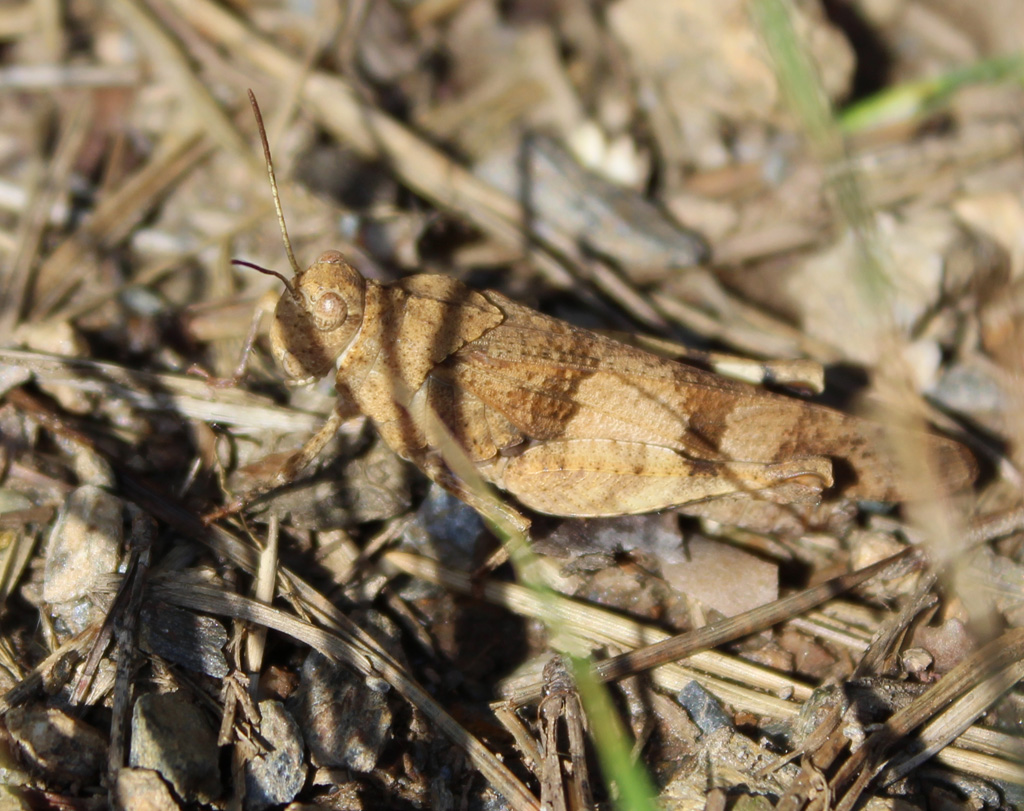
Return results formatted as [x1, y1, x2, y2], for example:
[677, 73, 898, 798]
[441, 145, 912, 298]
[31, 128, 214, 319]
[919, 741, 1024, 788]
[960, 503, 1024, 551]
[569, 548, 910, 699]
[853, 568, 939, 679]
[881, 659, 1024, 785]
[53, 202, 272, 325]
[777, 521, 1024, 803]
[0, 517, 44, 611]
[70, 513, 154, 707]
[0, 626, 99, 715]
[334, 0, 370, 77]
[0, 63, 140, 89]
[608, 331, 825, 393]
[774, 568, 939, 807]
[538, 657, 593, 811]
[774, 706, 850, 811]
[263, 5, 344, 150]
[105, 515, 155, 795]
[0, 3, 36, 38]
[219, 670, 259, 749]
[161, 0, 670, 316]
[389, 547, 1024, 787]
[833, 627, 1024, 810]
[166, 0, 538, 239]
[0, 348, 321, 433]
[492, 702, 544, 776]
[107, 0, 252, 161]
[0, 93, 91, 337]
[390, 550, 811, 709]
[649, 273, 840, 363]
[245, 514, 279, 681]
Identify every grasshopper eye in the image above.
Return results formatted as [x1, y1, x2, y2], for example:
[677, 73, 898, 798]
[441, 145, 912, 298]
[311, 291, 347, 331]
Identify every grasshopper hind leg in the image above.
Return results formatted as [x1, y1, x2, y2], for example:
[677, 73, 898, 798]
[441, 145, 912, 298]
[498, 439, 834, 518]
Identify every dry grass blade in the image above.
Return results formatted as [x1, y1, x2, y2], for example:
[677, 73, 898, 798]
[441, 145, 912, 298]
[649, 271, 843, 363]
[833, 628, 1024, 809]
[0, 527, 39, 616]
[99, 514, 154, 791]
[0, 94, 92, 336]
[31, 127, 213, 319]
[0, 626, 99, 715]
[0, 348, 320, 431]
[107, 0, 251, 161]
[387, 550, 811, 714]
[389, 549, 1023, 790]
[161, 0, 543, 255]
[389, 548, 912, 704]
[151, 578, 540, 810]
[244, 513, 279, 677]
[591, 548, 915, 685]
[604, 330, 826, 393]
[880, 659, 1024, 785]
[0, 63, 140, 89]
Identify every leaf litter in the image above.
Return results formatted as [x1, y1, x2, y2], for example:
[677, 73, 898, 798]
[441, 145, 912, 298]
[0, 1, 1022, 809]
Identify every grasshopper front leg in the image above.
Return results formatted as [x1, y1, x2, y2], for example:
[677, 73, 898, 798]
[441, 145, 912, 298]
[411, 450, 534, 576]
[204, 406, 349, 523]
[418, 454, 533, 536]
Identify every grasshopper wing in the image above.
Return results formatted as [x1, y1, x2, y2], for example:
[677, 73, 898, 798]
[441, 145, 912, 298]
[438, 292, 975, 503]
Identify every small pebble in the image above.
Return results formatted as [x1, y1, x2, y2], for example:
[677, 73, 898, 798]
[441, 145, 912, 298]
[44, 485, 122, 604]
[6, 705, 106, 786]
[244, 700, 306, 811]
[677, 680, 733, 737]
[289, 651, 392, 773]
[115, 768, 180, 811]
[130, 691, 220, 803]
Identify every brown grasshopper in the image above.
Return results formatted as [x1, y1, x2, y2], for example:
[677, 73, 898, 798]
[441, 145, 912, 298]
[215, 93, 976, 529]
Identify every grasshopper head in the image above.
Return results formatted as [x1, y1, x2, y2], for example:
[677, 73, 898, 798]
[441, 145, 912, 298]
[270, 250, 366, 385]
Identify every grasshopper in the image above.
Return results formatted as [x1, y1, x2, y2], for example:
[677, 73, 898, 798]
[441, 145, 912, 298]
[216, 94, 976, 529]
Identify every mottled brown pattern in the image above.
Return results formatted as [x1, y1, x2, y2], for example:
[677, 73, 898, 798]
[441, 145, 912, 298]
[267, 255, 977, 517]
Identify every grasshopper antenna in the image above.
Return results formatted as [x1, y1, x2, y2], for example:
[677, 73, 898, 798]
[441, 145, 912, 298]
[231, 259, 295, 294]
[247, 89, 303, 281]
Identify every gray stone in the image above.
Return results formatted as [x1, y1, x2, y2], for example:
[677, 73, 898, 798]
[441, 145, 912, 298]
[115, 768, 180, 811]
[129, 691, 220, 803]
[244, 700, 305, 810]
[677, 680, 733, 736]
[5, 705, 106, 787]
[44, 486, 122, 637]
[139, 603, 229, 678]
[289, 652, 392, 773]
